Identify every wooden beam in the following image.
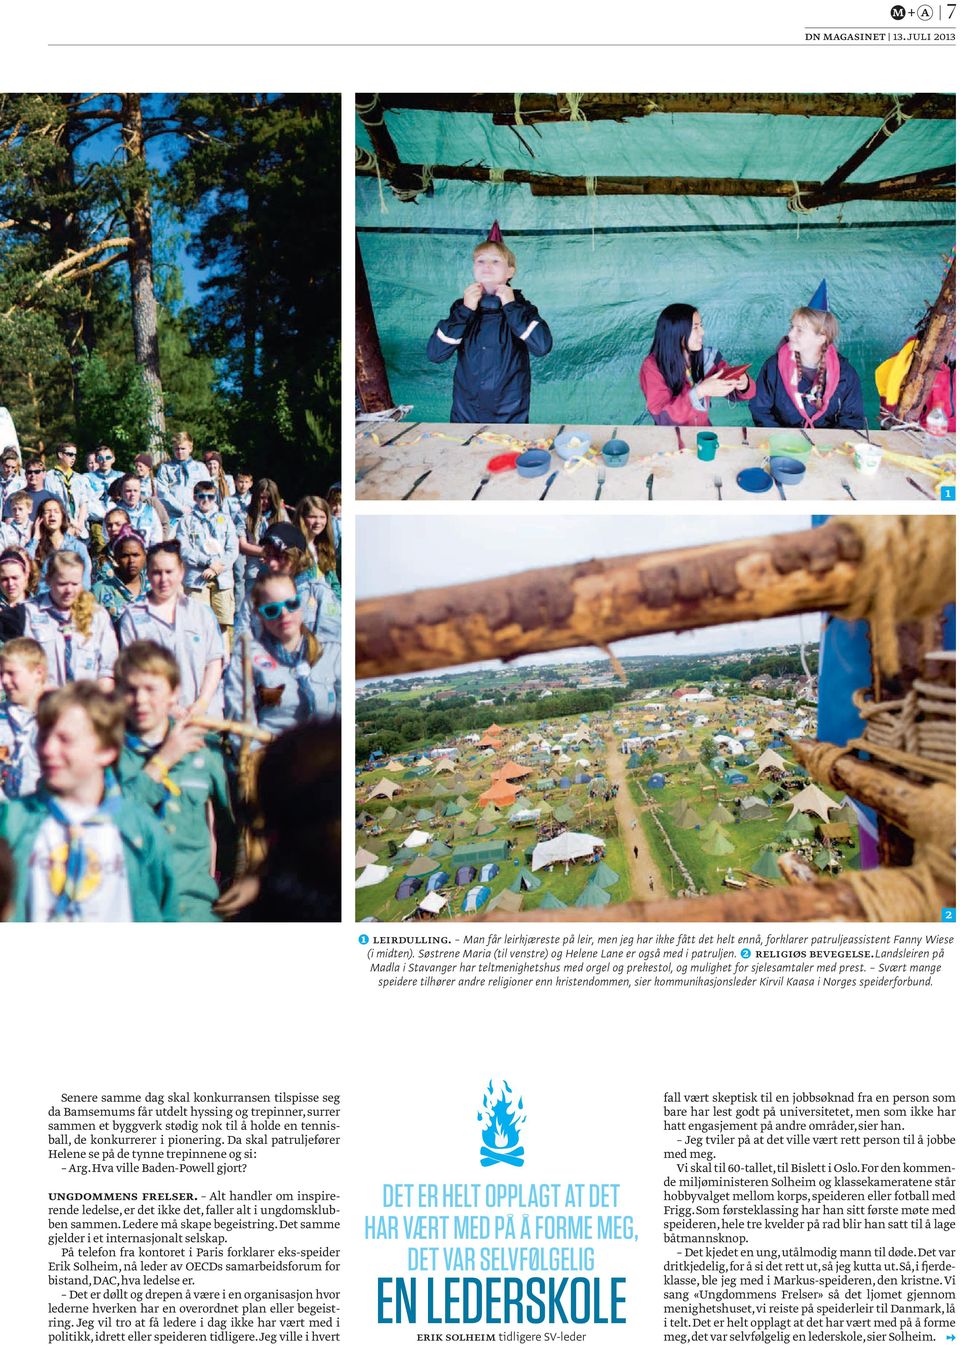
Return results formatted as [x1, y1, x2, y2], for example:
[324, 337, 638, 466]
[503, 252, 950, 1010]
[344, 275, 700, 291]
[896, 256, 956, 423]
[375, 93, 956, 123]
[790, 737, 955, 854]
[355, 235, 394, 413]
[815, 93, 937, 197]
[357, 521, 869, 678]
[472, 878, 951, 923]
[355, 157, 955, 204]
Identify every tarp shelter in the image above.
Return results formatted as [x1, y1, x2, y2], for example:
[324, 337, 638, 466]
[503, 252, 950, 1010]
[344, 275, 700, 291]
[509, 867, 542, 893]
[462, 885, 492, 914]
[787, 783, 839, 823]
[367, 778, 400, 800]
[432, 757, 456, 772]
[417, 892, 450, 915]
[455, 865, 477, 885]
[754, 749, 789, 775]
[356, 863, 392, 889]
[531, 831, 603, 870]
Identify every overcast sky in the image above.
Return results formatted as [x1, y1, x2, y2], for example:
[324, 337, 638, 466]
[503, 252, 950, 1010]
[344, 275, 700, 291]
[357, 514, 825, 673]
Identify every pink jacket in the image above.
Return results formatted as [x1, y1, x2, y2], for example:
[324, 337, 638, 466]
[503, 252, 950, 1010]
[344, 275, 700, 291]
[639, 352, 756, 427]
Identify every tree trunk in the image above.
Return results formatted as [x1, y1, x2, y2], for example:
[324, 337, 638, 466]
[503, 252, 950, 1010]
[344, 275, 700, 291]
[45, 95, 92, 417]
[120, 93, 165, 449]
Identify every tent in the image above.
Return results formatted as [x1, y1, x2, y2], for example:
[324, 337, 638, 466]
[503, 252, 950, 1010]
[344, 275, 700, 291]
[475, 820, 497, 837]
[492, 888, 524, 914]
[407, 854, 441, 878]
[442, 802, 463, 817]
[553, 804, 575, 823]
[356, 863, 392, 888]
[479, 862, 500, 881]
[724, 771, 749, 785]
[591, 861, 620, 890]
[417, 892, 450, 915]
[738, 797, 773, 822]
[574, 772, 591, 784]
[495, 761, 533, 781]
[395, 876, 423, 901]
[451, 840, 509, 864]
[537, 891, 566, 910]
[626, 752, 642, 769]
[403, 829, 432, 848]
[426, 869, 450, 892]
[380, 805, 398, 823]
[432, 757, 456, 773]
[478, 781, 519, 807]
[366, 778, 400, 801]
[780, 812, 815, 839]
[647, 772, 666, 789]
[701, 830, 735, 857]
[752, 846, 783, 881]
[509, 867, 542, 893]
[531, 831, 604, 870]
[755, 748, 789, 775]
[707, 803, 735, 825]
[574, 881, 612, 908]
[787, 783, 839, 823]
[355, 846, 378, 868]
[462, 885, 492, 914]
[428, 840, 453, 857]
[455, 865, 477, 885]
[674, 804, 703, 830]
[414, 808, 434, 822]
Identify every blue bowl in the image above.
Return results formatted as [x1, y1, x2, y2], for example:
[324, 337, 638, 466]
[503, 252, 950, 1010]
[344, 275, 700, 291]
[554, 428, 593, 460]
[516, 448, 552, 478]
[601, 438, 630, 469]
[770, 456, 806, 486]
[737, 467, 773, 494]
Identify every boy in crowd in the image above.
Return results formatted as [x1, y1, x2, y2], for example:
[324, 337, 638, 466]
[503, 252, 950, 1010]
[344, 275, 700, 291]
[14, 456, 58, 521]
[174, 480, 239, 647]
[1, 681, 177, 921]
[1, 491, 35, 548]
[155, 431, 208, 522]
[114, 641, 232, 922]
[84, 444, 124, 523]
[427, 233, 553, 423]
[0, 447, 24, 516]
[0, 638, 46, 799]
[44, 441, 91, 538]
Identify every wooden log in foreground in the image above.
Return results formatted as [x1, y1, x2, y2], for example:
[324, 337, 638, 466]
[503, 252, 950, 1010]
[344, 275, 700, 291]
[375, 93, 956, 122]
[896, 256, 956, 423]
[790, 737, 956, 852]
[472, 878, 949, 924]
[358, 521, 865, 678]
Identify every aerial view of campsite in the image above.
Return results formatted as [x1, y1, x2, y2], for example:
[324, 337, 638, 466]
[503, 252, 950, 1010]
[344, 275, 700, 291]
[356, 515, 956, 924]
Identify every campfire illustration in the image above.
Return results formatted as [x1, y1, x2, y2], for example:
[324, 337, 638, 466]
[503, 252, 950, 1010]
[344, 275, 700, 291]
[478, 1080, 525, 1167]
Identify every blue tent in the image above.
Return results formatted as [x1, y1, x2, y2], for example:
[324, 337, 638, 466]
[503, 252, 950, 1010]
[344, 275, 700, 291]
[479, 862, 500, 881]
[724, 770, 749, 785]
[462, 885, 492, 914]
[558, 776, 571, 789]
[574, 772, 591, 784]
[426, 870, 449, 892]
[395, 876, 423, 901]
[455, 865, 476, 885]
[647, 772, 666, 788]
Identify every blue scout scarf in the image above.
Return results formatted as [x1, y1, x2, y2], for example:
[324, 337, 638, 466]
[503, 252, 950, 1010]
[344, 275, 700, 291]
[47, 606, 76, 679]
[0, 703, 33, 798]
[42, 769, 124, 920]
[263, 631, 318, 717]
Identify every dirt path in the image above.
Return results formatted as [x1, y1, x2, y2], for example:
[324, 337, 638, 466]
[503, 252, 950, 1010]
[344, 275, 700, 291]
[604, 736, 669, 901]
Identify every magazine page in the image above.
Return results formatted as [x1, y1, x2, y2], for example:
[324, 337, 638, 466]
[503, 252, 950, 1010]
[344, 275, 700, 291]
[1, 5, 957, 1345]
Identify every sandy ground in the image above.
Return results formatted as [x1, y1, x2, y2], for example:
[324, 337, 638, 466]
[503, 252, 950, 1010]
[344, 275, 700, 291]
[604, 736, 669, 901]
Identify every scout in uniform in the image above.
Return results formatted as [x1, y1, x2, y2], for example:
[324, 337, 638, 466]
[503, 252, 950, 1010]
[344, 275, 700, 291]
[24, 551, 118, 689]
[173, 479, 239, 646]
[83, 445, 124, 523]
[1, 681, 177, 922]
[0, 637, 47, 799]
[118, 540, 225, 717]
[93, 532, 150, 632]
[115, 640, 233, 922]
[44, 442, 92, 539]
[154, 431, 209, 522]
[118, 474, 163, 547]
[224, 572, 340, 742]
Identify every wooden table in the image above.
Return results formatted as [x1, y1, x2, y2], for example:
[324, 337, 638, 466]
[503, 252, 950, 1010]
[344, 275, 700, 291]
[355, 423, 955, 503]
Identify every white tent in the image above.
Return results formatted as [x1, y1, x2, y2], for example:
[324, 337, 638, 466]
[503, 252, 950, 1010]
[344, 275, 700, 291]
[754, 749, 789, 775]
[417, 892, 449, 915]
[355, 846, 378, 868]
[355, 863, 392, 889]
[532, 831, 604, 871]
[366, 777, 400, 800]
[403, 829, 433, 848]
[786, 784, 837, 823]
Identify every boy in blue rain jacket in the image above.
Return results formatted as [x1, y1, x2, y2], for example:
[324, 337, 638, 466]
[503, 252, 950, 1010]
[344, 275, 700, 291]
[427, 235, 552, 423]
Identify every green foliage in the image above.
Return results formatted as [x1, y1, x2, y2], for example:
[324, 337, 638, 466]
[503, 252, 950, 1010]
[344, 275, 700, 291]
[74, 354, 155, 459]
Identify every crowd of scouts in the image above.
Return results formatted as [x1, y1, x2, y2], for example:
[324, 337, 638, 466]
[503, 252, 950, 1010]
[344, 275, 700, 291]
[0, 430, 342, 923]
[428, 233, 956, 434]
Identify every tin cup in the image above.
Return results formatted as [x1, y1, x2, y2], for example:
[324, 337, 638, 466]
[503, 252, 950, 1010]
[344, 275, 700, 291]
[696, 431, 719, 462]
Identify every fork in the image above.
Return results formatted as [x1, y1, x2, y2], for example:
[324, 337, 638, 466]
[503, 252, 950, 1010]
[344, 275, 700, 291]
[840, 478, 856, 500]
[595, 465, 606, 501]
[713, 475, 723, 500]
[471, 475, 490, 501]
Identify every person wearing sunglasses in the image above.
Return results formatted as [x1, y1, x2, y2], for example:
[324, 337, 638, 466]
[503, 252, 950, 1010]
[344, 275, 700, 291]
[173, 480, 239, 649]
[14, 457, 58, 522]
[232, 522, 340, 645]
[44, 442, 92, 540]
[224, 573, 340, 744]
[83, 445, 124, 523]
[118, 540, 225, 719]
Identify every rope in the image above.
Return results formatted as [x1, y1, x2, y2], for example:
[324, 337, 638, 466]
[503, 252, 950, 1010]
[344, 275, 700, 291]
[845, 862, 944, 922]
[514, 93, 525, 126]
[881, 94, 915, 137]
[489, 167, 506, 184]
[355, 147, 377, 172]
[585, 175, 597, 251]
[392, 164, 434, 204]
[564, 93, 587, 122]
[836, 516, 956, 677]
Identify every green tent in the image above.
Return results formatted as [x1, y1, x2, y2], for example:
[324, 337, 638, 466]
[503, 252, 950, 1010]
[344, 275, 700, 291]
[675, 804, 703, 830]
[509, 867, 542, 893]
[574, 881, 611, 908]
[591, 861, 620, 890]
[813, 847, 835, 871]
[428, 840, 452, 857]
[781, 812, 815, 838]
[701, 830, 735, 857]
[443, 801, 463, 817]
[451, 839, 510, 864]
[708, 802, 735, 825]
[752, 846, 782, 881]
[537, 892, 566, 910]
[358, 96, 954, 425]
[554, 803, 575, 823]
